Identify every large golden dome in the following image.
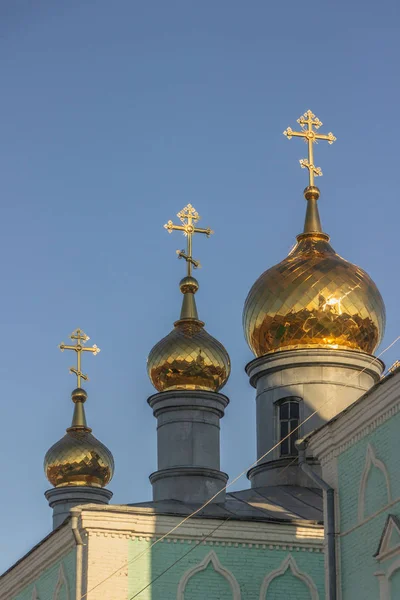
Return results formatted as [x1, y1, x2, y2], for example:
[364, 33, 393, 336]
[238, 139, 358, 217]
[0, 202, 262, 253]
[44, 388, 114, 488]
[243, 187, 385, 357]
[148, 276, 230, 392]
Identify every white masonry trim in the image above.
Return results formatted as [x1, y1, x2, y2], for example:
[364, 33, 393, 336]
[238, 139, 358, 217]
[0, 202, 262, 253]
[375, 557, 400, 600]
[53, 563, 70, 600]
[375, 515, 400, 563]
[31, 585, 39, 600]
[259, 553, 319, 600]
[79, 507, 324, 548]
[177, 550, 241, 600]
[358, 444, 391, 523]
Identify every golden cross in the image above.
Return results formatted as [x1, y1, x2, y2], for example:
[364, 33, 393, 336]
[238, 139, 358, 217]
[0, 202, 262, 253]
[59, 328, 100, 388]
[283, 110, 336, 187]
[164, 204, 214, 276]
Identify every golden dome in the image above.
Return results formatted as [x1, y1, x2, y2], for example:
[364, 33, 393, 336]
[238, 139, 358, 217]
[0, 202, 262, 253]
[148, 276, 231, 392]
[243, 187, 385, 357]
[44, 388, 114, 488]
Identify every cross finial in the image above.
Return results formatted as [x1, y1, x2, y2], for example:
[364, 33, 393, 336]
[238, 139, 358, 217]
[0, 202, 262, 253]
[59, 328, 100, 388]
[164, 204, 214, 276]
[284, 110, 336, 187]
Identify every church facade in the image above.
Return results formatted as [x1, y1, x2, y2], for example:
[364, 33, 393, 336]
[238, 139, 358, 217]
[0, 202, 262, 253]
[1, 110, 397, 600]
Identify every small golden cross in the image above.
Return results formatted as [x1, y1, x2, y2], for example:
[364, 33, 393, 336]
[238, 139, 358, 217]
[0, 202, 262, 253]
[284, 110, 336, 187]
[164, 204, 213, 276]
[59, 328, 100, 388]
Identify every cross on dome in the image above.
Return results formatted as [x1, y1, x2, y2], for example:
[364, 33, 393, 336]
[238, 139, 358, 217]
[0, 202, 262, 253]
[284, 110, 336, 187]
[164, 204, 214, 276]
[59, 328, 100, 388]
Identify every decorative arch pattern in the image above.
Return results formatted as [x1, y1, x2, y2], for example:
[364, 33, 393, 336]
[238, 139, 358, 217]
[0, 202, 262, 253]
[177, 550, 241, 600]
[358, 443, 391, 523]
[53, 563, 70, 600]
[31, 586, 39, 600]
[259, 554, 319, 600]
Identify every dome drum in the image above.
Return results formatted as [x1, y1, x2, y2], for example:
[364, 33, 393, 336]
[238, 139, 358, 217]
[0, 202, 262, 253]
[245, 346, 384, 488]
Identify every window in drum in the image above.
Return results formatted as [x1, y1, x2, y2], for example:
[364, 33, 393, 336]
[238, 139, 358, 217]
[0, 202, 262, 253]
[279, 400, 300, 456]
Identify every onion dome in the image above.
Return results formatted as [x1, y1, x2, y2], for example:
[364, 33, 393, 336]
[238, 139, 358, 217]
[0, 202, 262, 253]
[243, 185, 386, 357]
[44, 387, 114, 488]
[148, 276, 231, 392]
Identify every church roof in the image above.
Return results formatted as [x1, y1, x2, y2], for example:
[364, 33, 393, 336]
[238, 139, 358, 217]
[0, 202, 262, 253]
[128, 485, 323, 524]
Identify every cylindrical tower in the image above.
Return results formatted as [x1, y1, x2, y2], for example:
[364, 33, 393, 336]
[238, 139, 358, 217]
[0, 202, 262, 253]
[243, 112, 386, 487]
[147, 205, 231, 504]
[44, 330, 114, 528]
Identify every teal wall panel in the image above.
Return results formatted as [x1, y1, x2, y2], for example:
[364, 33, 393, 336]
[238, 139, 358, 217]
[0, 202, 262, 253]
[128, 538, 325, 600]
[337, 409, 400, 599]
[13, 549, 75, 600]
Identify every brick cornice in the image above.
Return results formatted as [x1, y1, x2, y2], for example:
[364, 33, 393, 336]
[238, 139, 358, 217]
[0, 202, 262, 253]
[78, 505, 324, 549]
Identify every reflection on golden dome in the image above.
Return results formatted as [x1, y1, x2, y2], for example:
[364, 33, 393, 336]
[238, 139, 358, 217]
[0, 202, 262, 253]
[44, 388, 114, 488]
[148, 277, 231, 392]
[243, 187, 386, 357]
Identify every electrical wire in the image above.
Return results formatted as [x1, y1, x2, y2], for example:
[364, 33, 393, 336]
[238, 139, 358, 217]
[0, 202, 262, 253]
[81, 333, 400, 599]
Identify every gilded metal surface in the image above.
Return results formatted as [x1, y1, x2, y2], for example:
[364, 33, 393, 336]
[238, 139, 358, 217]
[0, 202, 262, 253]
[44, 428, 114, 488]
[59, 328, 100, 388]
[164, 204, 213, 276]
[45, 332, 114, 489]
[148, 317, 231, 392]
[151, 206, 230, 391]
[243, 233, 385, 357]
[284, 110, 336, 187]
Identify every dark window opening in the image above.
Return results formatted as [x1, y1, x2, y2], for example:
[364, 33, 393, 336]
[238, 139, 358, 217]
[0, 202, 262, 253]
[279, 400, 300, 457]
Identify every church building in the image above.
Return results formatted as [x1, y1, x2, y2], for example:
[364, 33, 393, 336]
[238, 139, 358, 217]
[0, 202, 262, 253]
[1, 110, 396, 600]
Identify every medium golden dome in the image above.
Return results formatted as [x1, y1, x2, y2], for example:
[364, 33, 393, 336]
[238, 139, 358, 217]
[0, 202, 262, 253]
[148, 277, 231, 392]
[243, 190, 385, 357]
[44, 388, 114, 488]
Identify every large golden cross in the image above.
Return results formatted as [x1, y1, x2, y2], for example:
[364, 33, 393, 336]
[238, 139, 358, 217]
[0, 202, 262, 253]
[164, 204, 214, 276]
[283, 110, 336, 187]
[59, 328, 100, 388]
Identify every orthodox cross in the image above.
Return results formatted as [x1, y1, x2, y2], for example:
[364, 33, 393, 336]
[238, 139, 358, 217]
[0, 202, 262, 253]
[59, 328, 100, 387]
[164, 204, 214, 276]
[283, 110, 336, 187]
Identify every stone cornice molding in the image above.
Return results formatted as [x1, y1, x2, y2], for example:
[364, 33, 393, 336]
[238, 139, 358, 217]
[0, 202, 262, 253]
[149, 466, 228, 485]
[306, 372, 400, 464]
[259, 553, 319, 599]
[148, 390, 229, 418]
[358, 444, 391, 523]
[87, 529, 324, 552]
[77, 506, 323, 548]
[0, 525, 74, 600]
[177, 550, 241, 600]
[245, 348, 383, 389]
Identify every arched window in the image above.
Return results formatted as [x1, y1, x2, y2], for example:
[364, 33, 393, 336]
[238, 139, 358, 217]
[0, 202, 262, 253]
[278, 398, 300, 457]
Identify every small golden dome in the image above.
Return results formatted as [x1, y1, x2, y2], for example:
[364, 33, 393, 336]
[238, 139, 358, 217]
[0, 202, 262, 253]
[148, 277, 230, 392]
[44, 388, 114, 488]
[243, 189, 386, 357]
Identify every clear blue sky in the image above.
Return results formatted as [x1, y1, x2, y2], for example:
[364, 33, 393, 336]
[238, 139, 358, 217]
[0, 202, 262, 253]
[1, 0, 400, 573]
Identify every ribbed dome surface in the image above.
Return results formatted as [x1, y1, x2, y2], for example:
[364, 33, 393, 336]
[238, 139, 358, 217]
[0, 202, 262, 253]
[148, 318, 231, 392]
[243, 232, 385, 357]
[44, 428, 114, 488]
